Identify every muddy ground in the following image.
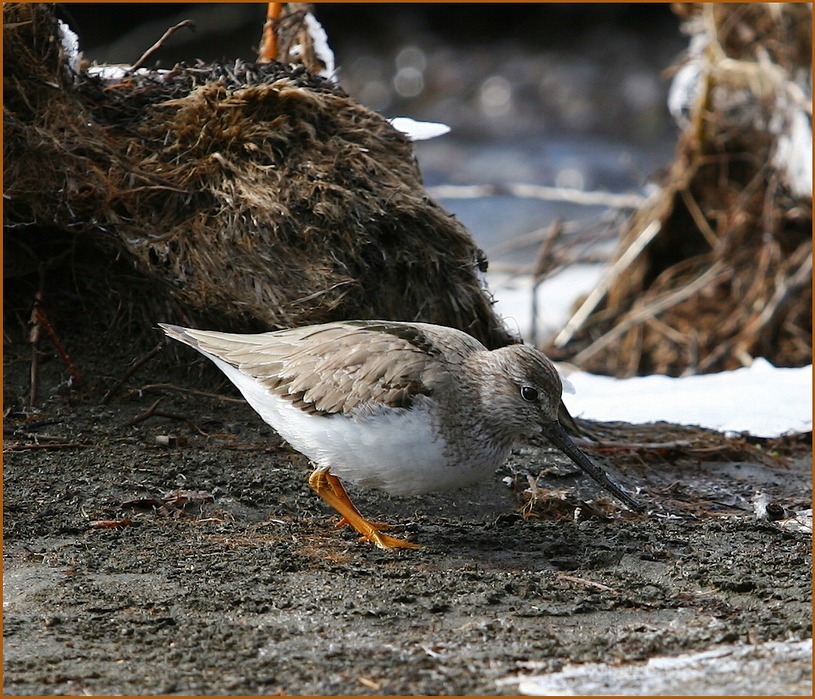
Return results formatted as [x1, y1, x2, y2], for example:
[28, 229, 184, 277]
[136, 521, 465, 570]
[3, 309, 812, 696]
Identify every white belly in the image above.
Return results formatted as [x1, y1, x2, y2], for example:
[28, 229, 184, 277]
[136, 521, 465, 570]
[209, 356, 506, 496]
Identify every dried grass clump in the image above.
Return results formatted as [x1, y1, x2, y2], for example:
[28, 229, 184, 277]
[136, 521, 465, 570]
[3, 3, 514, 349]
[550, 3, 811, 377]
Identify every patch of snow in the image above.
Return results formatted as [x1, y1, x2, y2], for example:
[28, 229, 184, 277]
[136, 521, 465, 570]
[771, 100, 812, 198]
[86, 65, 170, 82]
[57, 20, 81, 74]
[304, 12, 336, 80]
[562, 358, 812, 438]
[389, 117, 451, 141]
[667, 34, 707, 128]
[505, 638, 812, 696]
[489, 265, 604, 343]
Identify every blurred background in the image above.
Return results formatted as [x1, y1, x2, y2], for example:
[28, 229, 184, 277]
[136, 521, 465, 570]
[58, 3, 688, 335]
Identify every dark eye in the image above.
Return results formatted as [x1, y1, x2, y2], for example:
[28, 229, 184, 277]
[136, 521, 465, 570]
[520, 386, 538, 402]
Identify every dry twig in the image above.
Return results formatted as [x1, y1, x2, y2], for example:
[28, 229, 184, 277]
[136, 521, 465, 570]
[102, 342, 164, 404]
[129, 20, 195, 72]
[257, 2, 283, 63]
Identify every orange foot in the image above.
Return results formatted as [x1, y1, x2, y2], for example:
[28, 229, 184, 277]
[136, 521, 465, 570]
[308, 468, 421, 550]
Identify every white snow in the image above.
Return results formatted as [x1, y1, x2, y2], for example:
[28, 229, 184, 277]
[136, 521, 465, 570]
[389, 117, 451, 141]
[57, 20, 82, 74]
[771, 101, 812, 199]
[563, 358, 811, 438]
[303, 12, 336, 81]
[667, 33, 707, 128]
[489, 265, 604, 343]
[505, 638, 812, 696]
[87, 65, 167, 81]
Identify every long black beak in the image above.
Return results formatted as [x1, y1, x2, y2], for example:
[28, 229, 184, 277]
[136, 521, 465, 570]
[541, 421, 645, 512]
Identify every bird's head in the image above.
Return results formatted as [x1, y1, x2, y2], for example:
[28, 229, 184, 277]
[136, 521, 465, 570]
[478, 344, 644, 512]
[483, 343, 564, 435]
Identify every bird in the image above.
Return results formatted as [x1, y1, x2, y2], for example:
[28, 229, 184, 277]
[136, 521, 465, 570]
[159, 320, 643, 549]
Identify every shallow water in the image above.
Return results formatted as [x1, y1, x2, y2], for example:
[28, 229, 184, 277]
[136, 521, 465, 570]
[416, 132, 674, 265]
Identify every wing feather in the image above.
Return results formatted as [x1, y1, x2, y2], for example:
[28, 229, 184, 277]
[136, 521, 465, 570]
[159, 321, 485, 416]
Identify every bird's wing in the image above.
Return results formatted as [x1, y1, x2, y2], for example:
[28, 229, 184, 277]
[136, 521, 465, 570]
[160, 321, 485, 415]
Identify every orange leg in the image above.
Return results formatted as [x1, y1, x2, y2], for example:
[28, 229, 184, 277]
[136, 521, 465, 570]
[308, 468, 420, 549]
[324, 472, 393, 531]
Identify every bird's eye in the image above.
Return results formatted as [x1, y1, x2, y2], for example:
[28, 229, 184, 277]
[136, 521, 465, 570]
[520, 386, 538, 402]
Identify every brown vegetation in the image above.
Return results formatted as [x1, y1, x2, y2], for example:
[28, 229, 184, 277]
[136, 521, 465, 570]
[3, 3, 512, 349]
[549, 3, 811, 376]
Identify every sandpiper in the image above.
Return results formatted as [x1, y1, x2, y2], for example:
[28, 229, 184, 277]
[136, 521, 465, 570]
[160, 320, 642, 548]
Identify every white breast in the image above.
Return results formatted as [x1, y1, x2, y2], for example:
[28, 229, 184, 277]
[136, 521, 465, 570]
[206, 355, 505, 496]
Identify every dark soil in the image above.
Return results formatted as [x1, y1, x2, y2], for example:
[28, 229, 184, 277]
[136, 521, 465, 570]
[3, 309, 811, 695]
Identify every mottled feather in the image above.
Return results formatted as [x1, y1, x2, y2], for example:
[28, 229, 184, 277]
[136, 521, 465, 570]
[159, 321, 486, 416]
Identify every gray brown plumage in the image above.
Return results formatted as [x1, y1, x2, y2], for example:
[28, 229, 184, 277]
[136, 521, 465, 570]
[160, 320, 642, 548]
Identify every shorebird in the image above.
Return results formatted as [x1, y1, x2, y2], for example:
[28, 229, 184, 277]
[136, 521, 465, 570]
[160, 320, 642, 548]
